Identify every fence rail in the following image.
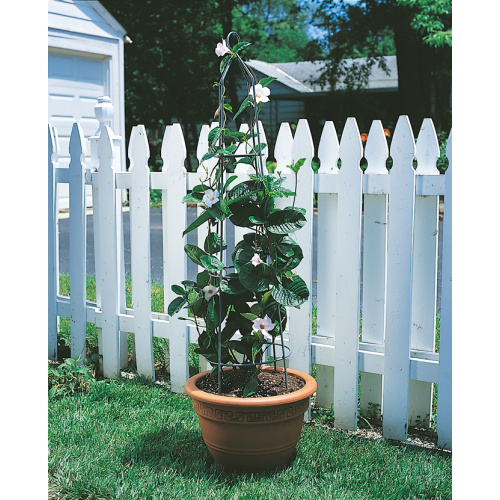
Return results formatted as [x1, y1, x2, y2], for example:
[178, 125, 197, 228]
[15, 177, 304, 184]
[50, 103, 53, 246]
[48, 98, 452, 450]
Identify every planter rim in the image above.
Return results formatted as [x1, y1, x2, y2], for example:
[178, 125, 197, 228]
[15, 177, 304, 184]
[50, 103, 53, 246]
[184, 366, 317, 408]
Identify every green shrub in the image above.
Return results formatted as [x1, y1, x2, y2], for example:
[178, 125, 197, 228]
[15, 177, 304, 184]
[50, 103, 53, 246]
[48, 357, 96, 400]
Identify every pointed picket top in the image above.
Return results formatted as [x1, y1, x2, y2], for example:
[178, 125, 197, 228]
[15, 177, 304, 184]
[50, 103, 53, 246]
[274, 122, 294, 171]
[446, 128, 452, 162]
[161, 125, 172, 163]
[128, 125, 150, 171]
[162, 122, 186, 172]
[69, 122, 87, 164]
[365, 120, 389, 174]
[318, 121, 339, 173]
[292, 119, 314, 165]
[339, 117, 363, 162]
[196, 124, 209, 167]
[48, 124, 59, 163]
[98, 125, 115, 166]
[390, 115, 416, 164]
[415, 118, 440, 175]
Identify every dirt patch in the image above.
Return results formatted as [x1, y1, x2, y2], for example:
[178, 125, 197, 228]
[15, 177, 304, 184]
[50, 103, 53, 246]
[196, 368, 305, 397]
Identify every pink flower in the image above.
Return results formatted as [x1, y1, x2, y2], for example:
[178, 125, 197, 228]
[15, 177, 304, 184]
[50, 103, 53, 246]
[250, 84, 270, 104]
[215, 39, 231, 57]
[252, 315, 275, 341]
[250, 253, 264, 267]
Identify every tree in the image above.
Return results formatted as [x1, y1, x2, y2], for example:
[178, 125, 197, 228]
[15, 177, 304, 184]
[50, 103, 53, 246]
[101, 0, 318, 169]
[311, 0, 452, 131]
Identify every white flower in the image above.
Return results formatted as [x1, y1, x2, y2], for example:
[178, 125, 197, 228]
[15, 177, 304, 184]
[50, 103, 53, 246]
[252, 315, 275, 341]
[215, 39, 231, 57]
[250, 253, 264, 267]
[202, 189, 219, 207]
[202, 285, 218, 301]
[250, 84, 271, 104]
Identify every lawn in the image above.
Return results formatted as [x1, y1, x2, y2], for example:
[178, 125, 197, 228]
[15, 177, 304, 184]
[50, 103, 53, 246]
[48, 377, 451, 500]
[50, 275, 450, 499]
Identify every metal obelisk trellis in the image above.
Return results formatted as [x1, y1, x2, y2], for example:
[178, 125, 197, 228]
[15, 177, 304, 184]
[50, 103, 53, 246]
[213, 32, 290, 393]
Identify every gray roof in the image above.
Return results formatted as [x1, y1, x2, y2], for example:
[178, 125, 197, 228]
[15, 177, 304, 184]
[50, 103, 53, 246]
[246, 55, 398, 94]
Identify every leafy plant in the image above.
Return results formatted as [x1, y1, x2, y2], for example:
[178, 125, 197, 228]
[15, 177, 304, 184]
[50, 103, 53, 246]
[48, 357, 96, 400]
[168, 36, 309, 388]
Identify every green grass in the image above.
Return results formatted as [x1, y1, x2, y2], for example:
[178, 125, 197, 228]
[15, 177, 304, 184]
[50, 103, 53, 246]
[49, 378, 451, 500]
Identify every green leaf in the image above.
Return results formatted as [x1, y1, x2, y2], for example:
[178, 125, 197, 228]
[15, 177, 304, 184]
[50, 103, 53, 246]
[196, 270, 210, 288]
[243, 374, 260, 397]
[48, 386, 58, 400]
[265, 208, 306, 234]
[168, 296, 187, 316]
[184, 244, 208, 267]
[199, 254, 225, 272]
[239, 262, 275, 292]
[220, 53, 233, 74]
[220, 274, 246, 295]
[234, 96, 251, 120]
[205, 297, 219, 331]
[272, 276, 309, 307]
[290, 158, 306, 174]
[208, 126, 222, 147]
[204, 232, 227, 255]
[224, 175, 238, 190]
[201, 151, 217, 163]
[259, 76, 277, 87]
[182, 210, 212, 236]
[171, 285, 185, 296]
[223, 103, 233, 113]
[233, 41, 252, 54]
[241, 312, 258, 321]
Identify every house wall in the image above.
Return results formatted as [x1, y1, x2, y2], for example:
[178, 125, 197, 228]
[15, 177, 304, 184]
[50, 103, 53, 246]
[48, 0, 126, 209]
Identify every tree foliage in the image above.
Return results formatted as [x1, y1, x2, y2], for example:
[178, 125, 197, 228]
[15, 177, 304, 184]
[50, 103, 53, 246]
[310, 0, 452, 130]
[101, 0, 318, 169]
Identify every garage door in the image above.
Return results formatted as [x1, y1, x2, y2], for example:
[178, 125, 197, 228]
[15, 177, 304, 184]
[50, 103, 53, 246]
[48, 51, 107, 209]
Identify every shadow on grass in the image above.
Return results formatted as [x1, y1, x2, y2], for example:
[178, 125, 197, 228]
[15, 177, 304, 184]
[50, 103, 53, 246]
[121, 424, 299, 482]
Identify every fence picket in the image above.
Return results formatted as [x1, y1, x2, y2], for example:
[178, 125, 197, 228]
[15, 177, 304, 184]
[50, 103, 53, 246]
[408, 118, 440, 427]
[437, 129, 452, 449]
[96, 126, 121, 378]
[48, 125, 59, 361]
[287, 119, 315, 377]
[128, 125, 155, 379]
[315, 120, 340, 409]
[49, 110, 452, 449]
[359, 120, 389, 420]
[69, 123, 87, 363]
[382, 116, 416, 440]
[333, 117, 364, 430]
[162, 123, 189, 393]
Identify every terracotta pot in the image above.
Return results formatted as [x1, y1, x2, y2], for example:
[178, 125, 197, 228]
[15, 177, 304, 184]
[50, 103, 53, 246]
[184, 366, 317, 471]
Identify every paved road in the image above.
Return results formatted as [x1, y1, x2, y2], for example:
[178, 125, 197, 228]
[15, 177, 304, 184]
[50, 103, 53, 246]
[57, 207, 443, 310]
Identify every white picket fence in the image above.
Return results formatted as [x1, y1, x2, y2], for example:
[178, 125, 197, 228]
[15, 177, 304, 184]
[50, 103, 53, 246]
[48, 98, 452, 450]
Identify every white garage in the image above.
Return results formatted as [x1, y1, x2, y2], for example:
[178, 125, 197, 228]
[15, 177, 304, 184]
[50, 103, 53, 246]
[48, 0, 127, 209]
